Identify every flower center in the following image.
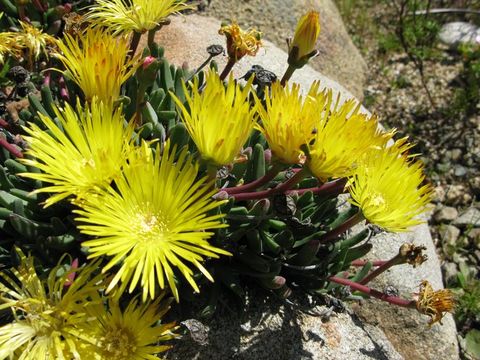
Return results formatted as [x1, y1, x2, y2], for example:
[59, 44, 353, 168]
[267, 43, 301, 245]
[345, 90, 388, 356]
[102, 326, 137, 359]
[135, 207, 170, 243]
[370, 193, 386, 208]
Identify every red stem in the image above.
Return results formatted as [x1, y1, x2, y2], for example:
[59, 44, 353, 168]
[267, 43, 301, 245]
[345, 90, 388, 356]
[351, 259, 388, 267]
[225, 164, 283, 195]
[286, 177, 347, 197]
[59, 76, 69, 101]
[0, 137, 23, 158]
[232, 168, 307, 201]
[320, 211, 365, 243]
[328, 276, 415, 308]
[359, 255, 402, 285]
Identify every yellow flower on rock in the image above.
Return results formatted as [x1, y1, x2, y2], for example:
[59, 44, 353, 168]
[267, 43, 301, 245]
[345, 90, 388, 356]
[171, 70, 257, 166]
[82, 296, 178, 360]
[255, 80, 328, 165]
[416, 280, 455, 326]
[0, 249, 102, 360]
[16, 21, 57, 62]
[20, 98, 134, 207]
[86, 0, 192, 35]
[54, 27, 140, 102]
[348, 139, 434, 232]
[219, 21, 262, 61]
[289, 10, 320, 66]
[307, 99, 392, 181]
[75, 141, 230, 301]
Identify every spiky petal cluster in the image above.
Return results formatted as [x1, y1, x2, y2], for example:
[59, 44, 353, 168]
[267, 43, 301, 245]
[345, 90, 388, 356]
[82, 296, 178, 360]
[75, 141, 230, 301]
[307, 99, 393, 181]
[172, 71, 257, 166]
[0, 31, 21, 64]
[54, 27, 140, 102]
[16, 21, 57, 61]
[219, 21, 262, 61]
[20, 99, 134, 207]
[348, 139, 434, 232]
[416, 280, 455, 326]
[255, 80, 328, 165]
[0, 249, 102, 360]
[86, 0, 192, 34]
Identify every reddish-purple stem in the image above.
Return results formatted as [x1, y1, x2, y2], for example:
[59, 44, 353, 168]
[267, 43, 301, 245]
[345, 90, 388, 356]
[59, 76, 70, 101]
[225, 165, 282, 195]
[286, 177, 347, 197]
[351, 259, 388, 267]
[329, 276, 415, 308]
[359, 256, 402, 285]
[43, 71, 51, 87]
[320, 211, 365, 243]
[232, 169, 307, 201]
[0, 138, 23, 158]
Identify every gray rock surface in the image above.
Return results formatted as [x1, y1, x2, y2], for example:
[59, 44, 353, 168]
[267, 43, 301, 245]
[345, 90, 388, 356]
[166, 293, 403, 360]
[199, 0, 367, 99]
[452, 207, 480, 227]
[152, 13, 458, 360]
[433, 206, 459, 223]
[439, 21, 480, 47]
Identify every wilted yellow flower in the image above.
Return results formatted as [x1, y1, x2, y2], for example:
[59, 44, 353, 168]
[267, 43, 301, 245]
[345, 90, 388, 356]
[255, 80, 328, 165]
[82, 296, 178, 360]
[16, 21, 56, 62]
[0, 249, 102, 360]
[86, 0, 192, 35]
[416, 280, 455, 326]
[54, 27, 140, 102]
[20, 98, 134, 207]
[171, 70, 257, 166]
[0, 31, 21, 64]
[289, 10, 320, 66]
[348, 139, 434, 232]
[307, 99, 392, 181]
[219, 21, 262, 61]
[75, 141, 230, 302]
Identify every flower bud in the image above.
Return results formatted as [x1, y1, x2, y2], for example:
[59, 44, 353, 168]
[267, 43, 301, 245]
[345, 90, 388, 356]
[288, 10, 320, 68]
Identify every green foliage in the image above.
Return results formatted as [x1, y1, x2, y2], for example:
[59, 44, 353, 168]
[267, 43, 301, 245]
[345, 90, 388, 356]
[453, 262, 480, 327]
[451, 43, 480, 117]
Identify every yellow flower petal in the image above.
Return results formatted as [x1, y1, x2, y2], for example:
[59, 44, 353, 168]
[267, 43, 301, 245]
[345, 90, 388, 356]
[75, 141, 230, 302]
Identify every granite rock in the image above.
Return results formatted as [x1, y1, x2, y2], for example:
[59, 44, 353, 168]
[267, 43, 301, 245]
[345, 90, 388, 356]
[439, 21, 480, 47]
[452, 207, 480, 228]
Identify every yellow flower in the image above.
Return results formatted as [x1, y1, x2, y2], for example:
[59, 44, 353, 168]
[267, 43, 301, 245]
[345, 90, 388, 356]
[348, 140, 434, 232]
[82, 296, 178, 360]
[171, 70, 257, 166]
[86, 0, 192, 34]
[0, 249, 103, 360]
[16, 21, 57, 61]
[416, 280, 455, 326]
[0, 31, 21, 64]
[75, 141, 230, 301]
[54, 27, 140, 102]
[255, 80, 328, 165]
[20, 98, 134, 207]
[289, 10, 320, 66]
[219, 21, 262, 61]
[307, 99, 392, 181]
